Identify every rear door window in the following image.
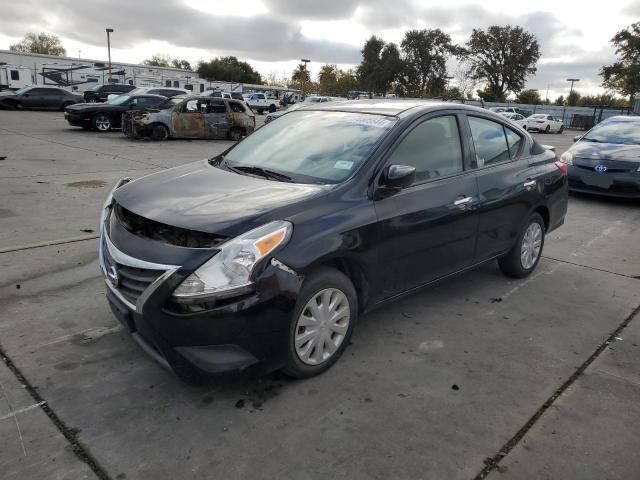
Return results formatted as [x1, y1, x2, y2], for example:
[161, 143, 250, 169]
[468, 117, 512, 167]
[229, 102, 245, 113]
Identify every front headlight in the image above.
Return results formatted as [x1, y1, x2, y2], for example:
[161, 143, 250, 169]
[172, 220, 292, 303]
[560, 151, 573, 165]
[99, 178, 130, 234]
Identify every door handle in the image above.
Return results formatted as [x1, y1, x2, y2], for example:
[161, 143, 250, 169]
[453, 196, 473, 206]
[524, 180, 537, 189]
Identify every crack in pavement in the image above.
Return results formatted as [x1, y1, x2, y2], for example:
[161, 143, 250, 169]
[473, 303, 640, 479]
[0, 343, 112, 480]
[542, 255, 639, 280]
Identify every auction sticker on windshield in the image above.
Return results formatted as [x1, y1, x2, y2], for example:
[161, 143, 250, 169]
[334, 160, 354, 170]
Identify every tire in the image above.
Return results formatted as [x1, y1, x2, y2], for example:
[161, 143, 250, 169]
[282, 267, 357, 379]
[545, 125, 550, 133]
[88, 98, 97, 103]
[498, 212, 545, 278]
[559, 125, 564, 134]
[228, 127, 244, 141]
[14, 102, 23, 111]
[257, 109, 264, 115]
[268, 104, 276, 113]
[92, 113, 112, 132]
[151, 124, 169, 141]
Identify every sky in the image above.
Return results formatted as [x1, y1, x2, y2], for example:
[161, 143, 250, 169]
[0, 0, 637, 99]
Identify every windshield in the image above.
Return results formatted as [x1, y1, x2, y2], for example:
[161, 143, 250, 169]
[222, 110, 396, 184]
[106, 95, 131, 105]
[15, 86, 32, 95]
[582, 121, 640, 145]
[88, 85, 102, 91]
[128, 88, 147, 96]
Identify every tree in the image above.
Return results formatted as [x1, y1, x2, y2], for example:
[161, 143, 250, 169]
[10, 32, 66, 56]
[452, 61, 479, 100]
[197, 56, 261, 84]
[601, 22, 640, 104]
[400, 29, 461, 97]
[357, 36, 403, 95]
[516, 89, 542, 104]
[567, 90, 581, 106]
[171, 59, 192, 70]
[143, 54, 172, 67]
[554, 95, 565, 106]
[318, 64, 338, 95]
[463, 25, 540, 101]
[291, 64, 311, 92]
[335, 69, 360, 96]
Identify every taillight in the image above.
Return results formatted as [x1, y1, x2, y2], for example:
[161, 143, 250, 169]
[554, 160, 568, 174]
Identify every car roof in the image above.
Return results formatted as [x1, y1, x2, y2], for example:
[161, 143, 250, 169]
[302, 99, 492, 118]
[131, 94, 166, 99]
[602, 115, 640, 123]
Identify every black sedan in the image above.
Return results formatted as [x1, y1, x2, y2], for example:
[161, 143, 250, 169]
[98, 101, 568, 383]
[562, 116, 640, 198]
[0, 86, 82, 110]
[65, 94, 167, 132]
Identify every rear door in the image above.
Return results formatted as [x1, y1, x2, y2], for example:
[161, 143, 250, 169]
[373, 111, 480, 297]
[465, 114, 542, 262]
[202, 99, 231, 139]
[24, 88, 48, 108]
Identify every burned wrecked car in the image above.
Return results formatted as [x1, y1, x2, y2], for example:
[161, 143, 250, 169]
[122, 95, 255, 141]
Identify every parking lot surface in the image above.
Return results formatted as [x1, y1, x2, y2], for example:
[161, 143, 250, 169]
[1, 111, 639, 480]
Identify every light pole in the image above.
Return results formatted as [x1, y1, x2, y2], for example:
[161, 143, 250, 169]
[106, 28, 114, 83]
[567, 78, 580, 104]
[301, 58, 310, 95]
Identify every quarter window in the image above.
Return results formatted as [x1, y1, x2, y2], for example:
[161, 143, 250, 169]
[468, 117, 515, 167]
[386, 115, 464, 183]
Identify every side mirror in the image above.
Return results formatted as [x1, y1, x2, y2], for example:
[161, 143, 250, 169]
[573, 135, 581, 143]
[381, 164, 416, 190]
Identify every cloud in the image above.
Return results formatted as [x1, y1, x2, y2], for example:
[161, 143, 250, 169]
[0, 0, 361, 63]
[623, 0, 640, 16]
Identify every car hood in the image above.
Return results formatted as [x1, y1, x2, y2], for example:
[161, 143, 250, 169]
[0, 92, 17, 99]
[571, 141, 640, 162]
[113, 160, 328, 236]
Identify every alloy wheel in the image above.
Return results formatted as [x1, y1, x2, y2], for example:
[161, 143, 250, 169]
[95, 114, 111, 131]
[520, 222, 542, 269]
[294, 288, 350, 366]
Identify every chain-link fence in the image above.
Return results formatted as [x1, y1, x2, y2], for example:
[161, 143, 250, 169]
[461, 100, 632, 130]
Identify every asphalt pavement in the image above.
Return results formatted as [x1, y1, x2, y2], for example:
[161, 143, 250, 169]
[0, 111, 638, 480]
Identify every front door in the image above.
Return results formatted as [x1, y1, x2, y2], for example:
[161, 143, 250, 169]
[465, 114, 542, 262]
[373, 113, 479, 298]
[171, 99, 205, 138]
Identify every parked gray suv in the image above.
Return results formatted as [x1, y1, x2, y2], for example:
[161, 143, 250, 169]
[0, 86, 82, 111]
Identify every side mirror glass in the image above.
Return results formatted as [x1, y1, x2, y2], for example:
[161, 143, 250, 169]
[573, 135, 581, 142]
[382, 164, 416, 190]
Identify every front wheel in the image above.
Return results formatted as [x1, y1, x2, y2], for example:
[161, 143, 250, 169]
[14, 102, 23, 111]
[498, 213, 545, 278]
[88, 98, 97, 103]
[282, 267, 357, 379]
[92, 113, 112, 132]
[545, 125, 550, 133]
[151, 124, 169, 141]
[268, 104, 276, 113]
[559, 125, 564, 134]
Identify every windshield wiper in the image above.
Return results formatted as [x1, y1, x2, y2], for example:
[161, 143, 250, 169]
[230, 165, 294, 182]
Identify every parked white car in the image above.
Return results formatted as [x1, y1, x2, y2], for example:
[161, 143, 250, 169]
[242, 92, 278, 114]
[490, 106, 517, 114]
[526, 114, 565, 133]
[500, 112, 527, 128]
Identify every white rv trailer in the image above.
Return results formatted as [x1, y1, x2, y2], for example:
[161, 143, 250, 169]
[0, 64, 32, 90]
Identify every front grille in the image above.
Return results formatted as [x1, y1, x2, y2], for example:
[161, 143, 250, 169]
[103, 245, 165, 307]
[115, 204, 226, 248]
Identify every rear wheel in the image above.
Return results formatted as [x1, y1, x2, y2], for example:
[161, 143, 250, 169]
[151, 124, 169, 141]
[257, 109, 264, 115]
[268, 104, 276, 113]
[559, 125, 564, 134]
[88, 98, 98, 103]
[228, 127, 244, 141]
[545, 124, 550, 133]
[14, 102, 23, 111]
[498, 212, 545, 278]
[92, 113, 112, 132]
[282, 267, 357, 379]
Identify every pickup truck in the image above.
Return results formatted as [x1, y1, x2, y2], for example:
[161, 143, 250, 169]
[242, 92, 278, 114]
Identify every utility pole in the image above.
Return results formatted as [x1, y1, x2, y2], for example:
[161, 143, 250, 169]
[301, 58, 310, 95]
[566, 78, 580, 103]
[106, 28, 114, 83]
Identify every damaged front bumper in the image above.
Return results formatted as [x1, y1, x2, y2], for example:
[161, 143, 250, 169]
[99, 183, 304, 380]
